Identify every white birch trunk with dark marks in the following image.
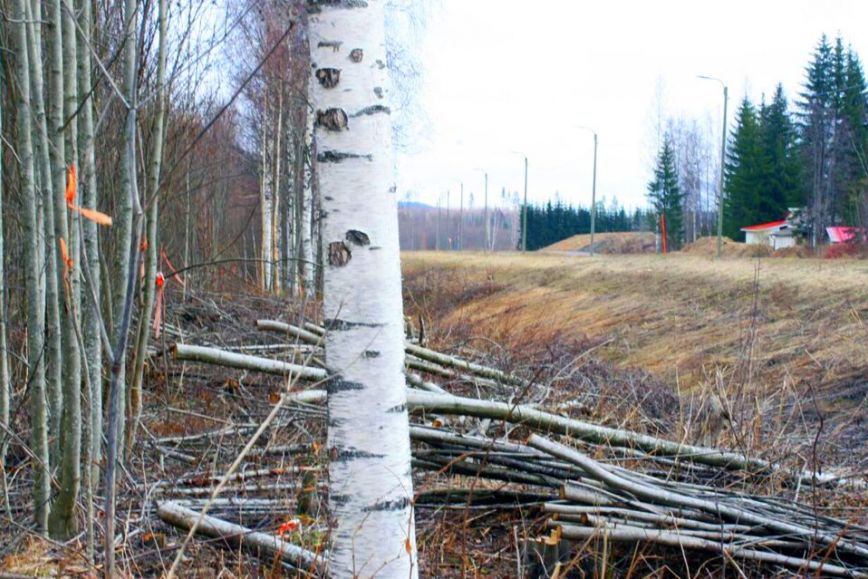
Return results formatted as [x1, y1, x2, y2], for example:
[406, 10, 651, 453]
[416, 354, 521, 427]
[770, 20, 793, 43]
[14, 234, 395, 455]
[309, 1, 418, 576]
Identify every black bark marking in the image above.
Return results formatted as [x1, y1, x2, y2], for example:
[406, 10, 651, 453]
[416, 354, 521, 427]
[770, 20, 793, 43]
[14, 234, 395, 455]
[327, 377, 365, 394]
[375, 59, 386, 70]
[351, 105, 391, 118]
[330, 493, 351, 505]
[330, 446, 386, 462]
[374, 86, 384, 99]
[328, 241, 351, 267]
[345, 229, 370, 246]
[317, 40, 343, 51]
[309, 0, 368, 14]
[317, 151, 373, 163]
[316, 68, 341, 88]
[362, 497, 411, 512]
[387, 403, 407, 413]
[328, 417, 347, 428]
[316, 108, 348, 131]
[349, 48, 364, 63]
[363, 350, 380, 358]
[325, 318, 385, 331]
[389, 184, 397, 193]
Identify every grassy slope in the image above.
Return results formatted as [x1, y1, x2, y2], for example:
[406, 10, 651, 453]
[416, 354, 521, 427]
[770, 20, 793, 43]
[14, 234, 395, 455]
[402, 252, 868, 404]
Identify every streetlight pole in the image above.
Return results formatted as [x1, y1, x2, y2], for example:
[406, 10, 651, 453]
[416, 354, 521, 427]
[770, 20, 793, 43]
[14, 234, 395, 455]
[698, 75, 728, 259]
[576, 126, 598, 255]
[472, 168, 490, 251]
[523, 156, 528, 251]
[459, 182, 464, 250]
[511, 151, 529, 252]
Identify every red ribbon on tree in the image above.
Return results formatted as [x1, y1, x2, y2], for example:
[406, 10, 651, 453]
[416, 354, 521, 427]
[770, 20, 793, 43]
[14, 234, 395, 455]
[152, 272, 166, 338]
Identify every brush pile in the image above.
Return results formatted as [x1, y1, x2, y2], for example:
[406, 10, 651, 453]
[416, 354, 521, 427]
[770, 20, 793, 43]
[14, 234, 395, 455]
[160, 317, 868, 578]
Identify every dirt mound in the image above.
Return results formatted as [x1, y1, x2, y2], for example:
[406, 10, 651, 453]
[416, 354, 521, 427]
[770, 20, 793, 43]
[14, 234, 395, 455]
[544, 232, 656, 254]
[682, 236, 772, 257]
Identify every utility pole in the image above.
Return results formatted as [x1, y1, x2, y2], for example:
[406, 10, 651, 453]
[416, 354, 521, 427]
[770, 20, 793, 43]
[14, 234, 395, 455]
[576, 126, 598, 255]
[698, 75, 728, 259]
[484, 172, 489, 251]
[459, 182, 464, 250]
[436, 196, 441, 251]
[446, 190, 451, 249]
[718, 86, 728, 258]
[523, 155, 528, 251]
[590, 132, 598, 255]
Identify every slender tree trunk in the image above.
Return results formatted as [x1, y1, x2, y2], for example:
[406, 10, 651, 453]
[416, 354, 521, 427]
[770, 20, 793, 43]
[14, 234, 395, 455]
[129, 0, 168, 454]
[260, 96, 273, 291]
[271, 91, 283, 293]
[0, 71, 9, 467]
[78, 0, 103, 502]
[49, 0, 84, 538]
[46, 0, 68, 463]
[299, 94, 315, 296]
[310, 2, 418, 575]
[24, 0, 61, 472]
[13, 0, 50, 532]
[111, 0, 139, 459]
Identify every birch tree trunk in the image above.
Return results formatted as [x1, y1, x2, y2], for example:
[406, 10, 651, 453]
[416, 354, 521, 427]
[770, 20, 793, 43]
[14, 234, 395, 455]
[309, 2, 418, 576]
[300, 117, 315, 296]
[110, 0, 140, 459]
[46, 0, 68, 462]
[129, 0, 168, 454]
[12, 0, 51, 531]
[0, 72, 9, 467]
[78, 0, 103, 492]
[24, 0, 60, 471]
[260, 97, 274, 292]
[49, 0, 85, 538]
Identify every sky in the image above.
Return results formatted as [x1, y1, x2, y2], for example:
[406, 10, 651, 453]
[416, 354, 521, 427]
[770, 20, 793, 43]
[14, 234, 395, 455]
[394, 0, 868, 211]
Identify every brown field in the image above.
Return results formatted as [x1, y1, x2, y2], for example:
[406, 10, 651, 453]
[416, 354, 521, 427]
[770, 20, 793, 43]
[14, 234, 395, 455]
[403, 251, 868, 461]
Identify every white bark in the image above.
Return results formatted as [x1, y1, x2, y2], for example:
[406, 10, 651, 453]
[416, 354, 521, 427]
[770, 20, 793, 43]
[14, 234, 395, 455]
[12, 0, 50, 531]
[0, 65, 8, 466]
[310, 1, 418, 576]
[157, 501, 325, 573]
[260, 97, 274, 292]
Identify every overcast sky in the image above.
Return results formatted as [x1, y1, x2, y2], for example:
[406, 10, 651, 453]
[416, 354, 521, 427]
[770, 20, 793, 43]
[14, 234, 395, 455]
[394, 0, 868, 211]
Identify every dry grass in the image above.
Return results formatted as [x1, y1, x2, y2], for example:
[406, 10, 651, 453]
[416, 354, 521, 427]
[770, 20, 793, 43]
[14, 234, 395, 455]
[403, 250, 868, 465]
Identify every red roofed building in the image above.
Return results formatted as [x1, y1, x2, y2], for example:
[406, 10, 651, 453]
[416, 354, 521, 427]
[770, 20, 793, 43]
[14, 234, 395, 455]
[740, 220, 794, 250]
[826, 226, 866, 244]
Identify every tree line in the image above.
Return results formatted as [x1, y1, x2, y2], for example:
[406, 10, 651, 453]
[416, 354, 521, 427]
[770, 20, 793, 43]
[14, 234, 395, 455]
[523, 200, 647, 250]
[649, 34, 868, 248]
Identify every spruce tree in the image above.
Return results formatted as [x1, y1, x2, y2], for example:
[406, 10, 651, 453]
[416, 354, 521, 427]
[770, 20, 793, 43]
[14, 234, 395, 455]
[759, 85, 801, 218]
[724, 97, 765, 240]
[647, 135, 684, 249]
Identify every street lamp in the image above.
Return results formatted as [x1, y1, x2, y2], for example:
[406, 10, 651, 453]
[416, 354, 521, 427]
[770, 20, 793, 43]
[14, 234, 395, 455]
[575, 126, 598, 255]
[698, 75, 729, 259]
[472, 168, 490, 251]
[510, 151, 529, 252]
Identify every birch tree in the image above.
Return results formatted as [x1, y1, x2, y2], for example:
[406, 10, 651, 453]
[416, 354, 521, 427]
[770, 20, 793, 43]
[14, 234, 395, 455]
[0, 71, 8, 467]
[309, 1, 418, 575]
[12, 0, 51, 531]
[78, 0, 103, 496]
[129, 0, 168, 454]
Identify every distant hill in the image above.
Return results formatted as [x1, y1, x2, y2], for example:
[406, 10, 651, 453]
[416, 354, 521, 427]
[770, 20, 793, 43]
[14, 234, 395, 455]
[398, 201, 435, 210]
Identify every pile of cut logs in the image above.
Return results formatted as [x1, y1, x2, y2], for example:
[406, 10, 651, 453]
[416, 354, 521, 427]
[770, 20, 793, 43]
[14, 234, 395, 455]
[159, 318, 868, 578]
